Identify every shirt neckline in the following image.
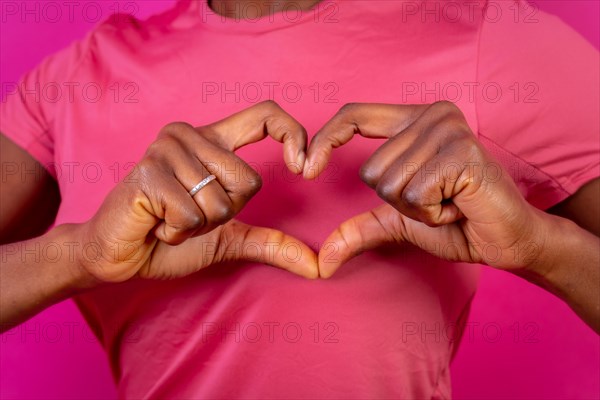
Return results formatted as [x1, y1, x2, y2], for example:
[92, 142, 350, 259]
[196, 0, 338, 34]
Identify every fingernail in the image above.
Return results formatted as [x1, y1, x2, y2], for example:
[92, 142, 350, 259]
[296, 151, 306, 173]
[303, 162, 314, 179]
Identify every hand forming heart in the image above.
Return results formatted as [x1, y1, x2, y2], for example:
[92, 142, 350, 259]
[305, 101, 549, 278]
[78, 100, 551, 283]
[78, 101, 317, 282]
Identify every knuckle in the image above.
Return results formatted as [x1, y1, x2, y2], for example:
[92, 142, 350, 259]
[338, 102, 358, 114]
[464, 139, 483, 157]
[359, 164, 378, 187]
[452, 121, 473, 139]
[432, 100, 459, 115]
[335, 103, 364, 128]
[167, 207, 204, 233]
[468, 134, 484, 149]
[451, 136, 483, 160]
[159, 121, 194, 137]
[145, 136, 179, 159]
[183, 209, 204, 231]
[134, 158, 159, 181]
[375, 181, 399, 203]
[428, 116, 472, 143]
[258, 99, 281, 114]
[212, 203, 235, 224]
[337, 103, 361, 120]
[243, 171, 263, 195]
[199, 127, 226, 149]
[401, 187, 422, 209]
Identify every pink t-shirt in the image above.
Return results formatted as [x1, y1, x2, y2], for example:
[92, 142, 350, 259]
[1, 0, 598, 398]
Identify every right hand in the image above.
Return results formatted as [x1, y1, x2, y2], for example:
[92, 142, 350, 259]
[77, 101, 318, 282]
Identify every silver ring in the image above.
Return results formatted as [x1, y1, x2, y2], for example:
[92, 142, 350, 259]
[188, 175, 216, 196]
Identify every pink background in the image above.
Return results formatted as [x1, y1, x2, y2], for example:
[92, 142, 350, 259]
[1, 1, 598, 398]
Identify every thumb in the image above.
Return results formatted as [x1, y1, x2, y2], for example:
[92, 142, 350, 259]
[217, 220, 319, 279]
[319, 204, 404, 278]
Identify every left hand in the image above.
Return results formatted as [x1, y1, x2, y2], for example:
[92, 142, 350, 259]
[304, 101, 552, 278]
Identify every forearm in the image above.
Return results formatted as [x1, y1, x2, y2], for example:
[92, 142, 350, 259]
[523, 212, 600, 333]
[0, 224, 100, 332]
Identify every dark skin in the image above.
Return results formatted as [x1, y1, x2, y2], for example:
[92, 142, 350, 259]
[1, 101, 599, 332]
[0, 101, 318, 330]
[549, 182, 600, 236]
[1, 0, 599, 333]
[303, 102, 600, 332]
[0, 134, 60, 245]
[209, 0, 322, 18]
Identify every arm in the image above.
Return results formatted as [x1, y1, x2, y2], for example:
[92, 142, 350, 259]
[536, 178, 600, 330]
[0, 224, 99, 331]
[1, 101, 318, 332]
[0, 134, 60, 244]
[549, 178, 600, 236]
[0, 133, 91, 330]
[528, 207, 599, 332]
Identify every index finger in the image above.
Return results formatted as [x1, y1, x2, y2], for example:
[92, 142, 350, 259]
[204, 100, 308, 174]
[304, 103, 429, 179]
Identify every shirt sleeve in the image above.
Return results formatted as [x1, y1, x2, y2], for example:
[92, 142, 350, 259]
[0, 32, 91, 178]
[475, 0, 600, 210]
